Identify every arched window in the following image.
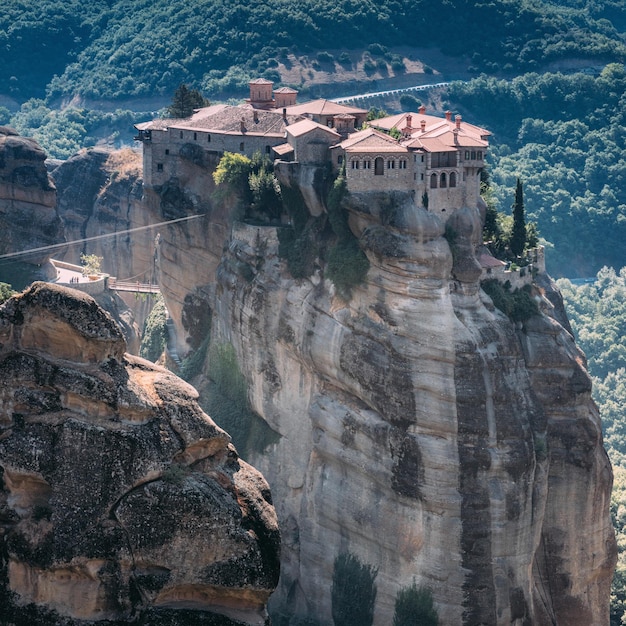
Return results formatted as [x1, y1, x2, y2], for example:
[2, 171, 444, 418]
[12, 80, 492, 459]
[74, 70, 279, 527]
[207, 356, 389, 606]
[440, 173, 447, 188]
[450, 172, 457, 188]
[430, 173, 438, 188]
[375, 157, 384, 175]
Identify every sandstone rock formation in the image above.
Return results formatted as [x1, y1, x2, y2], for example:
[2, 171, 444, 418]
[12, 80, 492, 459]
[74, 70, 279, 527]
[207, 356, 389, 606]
[208, 189, 615, 624]
[0, 127, 63, 281]
[46, 145, 616, 624]
[52, 146, 228, 357]
[0, 282, 280, 625]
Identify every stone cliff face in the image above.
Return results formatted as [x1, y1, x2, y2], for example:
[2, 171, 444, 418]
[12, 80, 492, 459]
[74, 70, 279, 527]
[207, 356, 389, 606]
[0, 127, 63, 277]
[0, 282, 280, 625]
[208, 188, 615, 624]
[48, 146, 616, 624]
[52, 146, 230, 356]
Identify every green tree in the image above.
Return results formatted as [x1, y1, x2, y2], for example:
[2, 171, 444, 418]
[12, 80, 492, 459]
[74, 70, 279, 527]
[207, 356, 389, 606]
[166, 84, 209, 119]
[80, 253, 103, 276]
[139, 295, 168, 362]
[331, 552, 377, 626]
[0, 282, 15, 304]
[393, 581, 438, 626]
[213, 152, 252, 190]
[510, 178, 526, 257]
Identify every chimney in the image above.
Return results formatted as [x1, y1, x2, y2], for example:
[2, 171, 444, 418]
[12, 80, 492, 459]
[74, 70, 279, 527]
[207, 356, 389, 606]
[253, 110, 259, 123]
[455, 114, 462, 129]
[282, 107, 287, 120]
[420, 120, 426, 132]
[418, 104, 426, 115]
[240, 118, 246, 133]
[405, 114, 412, 129]
[445, 110, 452, 121]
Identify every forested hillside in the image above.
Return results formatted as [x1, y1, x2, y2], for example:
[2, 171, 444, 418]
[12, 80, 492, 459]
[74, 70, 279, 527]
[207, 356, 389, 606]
[2, 0, 626, 102]
[447, 65, 626, 277]
[557, 271, 626, 625]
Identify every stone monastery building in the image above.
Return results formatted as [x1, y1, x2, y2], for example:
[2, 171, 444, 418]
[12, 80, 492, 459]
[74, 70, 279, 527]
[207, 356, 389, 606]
[135, 80, 490, 215]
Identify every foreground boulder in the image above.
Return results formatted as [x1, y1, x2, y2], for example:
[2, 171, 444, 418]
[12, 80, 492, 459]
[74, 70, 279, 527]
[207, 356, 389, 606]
[0, 282, 280, 625]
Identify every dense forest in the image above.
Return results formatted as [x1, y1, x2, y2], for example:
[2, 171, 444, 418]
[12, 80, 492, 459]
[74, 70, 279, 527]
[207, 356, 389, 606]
[448, 65, 626, 277]
[557, 271, 626, 625]
[2, 0, 626, 102]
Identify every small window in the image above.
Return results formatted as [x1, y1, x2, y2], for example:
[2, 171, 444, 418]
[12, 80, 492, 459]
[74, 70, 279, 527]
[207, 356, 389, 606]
[387, 160, 395, 169]
[352, 160, 359, 169]
[450, 172, 457, 187]
[471, 151, 476, 160]
[477, 151, 483, 160]
[240, 142, 244, 152]
[179, 131, 183, 139]
[363, 160, 371, 170]
[421, 155, 424, 162]
[265, 145, 271, 154]
[157, 163, 163, 172]
[399, 159, 407, 169]
[194, 132, 197, 140]
[430, 173, 438, 188]
[165, 149, 170, 155]
[440, 172, 447, 188]
[465, 151, 470, 160]
[207, 134, 211, 142]
[421, 173, 424, 181]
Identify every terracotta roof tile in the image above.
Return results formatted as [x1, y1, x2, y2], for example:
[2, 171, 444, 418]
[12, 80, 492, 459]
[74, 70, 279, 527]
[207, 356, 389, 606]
[286, 99, 368, 117]
[286, 119, 341, 138]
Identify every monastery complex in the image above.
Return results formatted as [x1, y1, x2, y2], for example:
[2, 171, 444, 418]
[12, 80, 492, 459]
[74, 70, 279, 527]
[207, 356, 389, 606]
[135, 78, 490, 216]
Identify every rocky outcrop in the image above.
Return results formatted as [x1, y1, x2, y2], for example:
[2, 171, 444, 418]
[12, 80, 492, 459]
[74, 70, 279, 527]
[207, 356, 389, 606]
[0, 127, 63, 273]
[0, 282, 280, 625]
[209, 189, 615, 624]
[46, 144, 616, 624]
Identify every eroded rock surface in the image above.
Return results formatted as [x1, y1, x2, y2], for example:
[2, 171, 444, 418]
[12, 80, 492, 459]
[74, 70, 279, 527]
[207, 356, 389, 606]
[209, 190, 615, 625]
[47, 144, 616, 624]
[0, 127, 63, 271]
[0, 282, 280, 625]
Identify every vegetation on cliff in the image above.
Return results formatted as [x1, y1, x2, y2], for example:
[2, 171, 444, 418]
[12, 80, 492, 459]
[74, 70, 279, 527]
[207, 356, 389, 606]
[139, 295, 168, 362]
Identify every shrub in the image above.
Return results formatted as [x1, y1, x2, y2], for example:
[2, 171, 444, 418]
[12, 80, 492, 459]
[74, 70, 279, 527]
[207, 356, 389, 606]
[0, 282, 15, 305]
[331, 553, 377, 626]
[481, 279, 539, 322]
[393, 582, 438, 626]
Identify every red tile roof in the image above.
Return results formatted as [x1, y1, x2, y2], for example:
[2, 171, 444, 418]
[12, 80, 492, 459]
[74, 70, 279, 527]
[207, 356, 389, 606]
[286, 99, 368, 117]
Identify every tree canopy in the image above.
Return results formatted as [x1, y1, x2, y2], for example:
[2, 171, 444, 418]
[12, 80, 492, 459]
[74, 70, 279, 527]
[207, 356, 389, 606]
[448, 64, 626, 277]
[1, 0, 626, 102]
[166, 84, 209, 118]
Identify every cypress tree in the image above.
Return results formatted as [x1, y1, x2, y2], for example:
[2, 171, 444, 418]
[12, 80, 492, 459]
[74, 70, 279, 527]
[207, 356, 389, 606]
[510, 178, 526, 257]
[167, 84, 209, 118]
